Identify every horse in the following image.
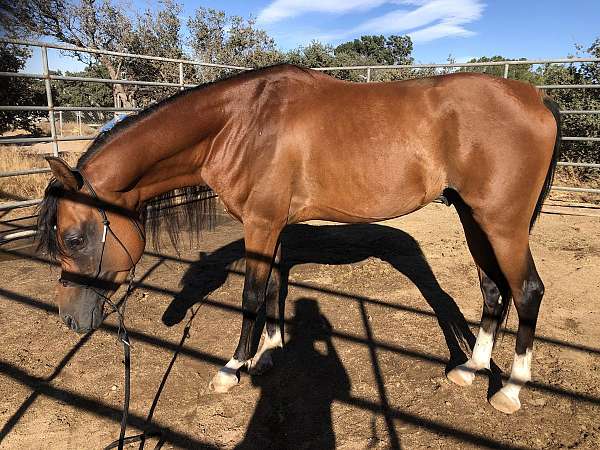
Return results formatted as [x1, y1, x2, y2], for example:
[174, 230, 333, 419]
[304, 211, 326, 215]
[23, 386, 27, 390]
[37, 64, 561, 415]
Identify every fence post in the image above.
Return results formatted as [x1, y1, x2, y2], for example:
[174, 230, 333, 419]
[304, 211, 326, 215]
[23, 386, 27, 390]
[366, 67, 372, 82]
[59, 111, 63, 136]
[179, 62, 184, 90]
[41, 45, 59, 156]
[503, 63, 509, 78]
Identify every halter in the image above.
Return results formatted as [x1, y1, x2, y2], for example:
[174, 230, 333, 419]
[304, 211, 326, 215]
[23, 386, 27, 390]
[57, 171, 145, 450]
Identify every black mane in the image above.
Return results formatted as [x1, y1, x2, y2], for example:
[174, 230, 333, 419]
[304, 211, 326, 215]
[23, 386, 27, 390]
[37, 178, 64, 259]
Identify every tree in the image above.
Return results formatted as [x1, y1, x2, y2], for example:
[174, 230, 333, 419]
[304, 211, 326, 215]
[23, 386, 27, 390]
[285, 35, 414, 82]
[187, 7, 283, 82]
[542, 55, 599, 164]
[2, 0, 187, 108]
[335, 35, 413, 66]
[120, 0, 186, 106]
[0, 42, 46, 133]
[286, 41, 336, 67]
[3, 0, 136, 106]
[55, 63, 113, 107]
[461, 56, 542, 84]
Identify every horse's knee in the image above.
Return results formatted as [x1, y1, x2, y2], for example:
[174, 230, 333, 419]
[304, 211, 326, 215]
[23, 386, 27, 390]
[481, 276, 502, 313]
[514, 274, 544, 317]
[242, 283, 263, 316]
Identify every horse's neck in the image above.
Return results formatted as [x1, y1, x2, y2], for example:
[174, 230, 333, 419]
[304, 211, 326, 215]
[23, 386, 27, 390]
[82, 88, 227, 207]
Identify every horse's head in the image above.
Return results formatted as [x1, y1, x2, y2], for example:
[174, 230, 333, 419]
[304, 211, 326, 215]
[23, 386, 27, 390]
[38, 157, 145, 333]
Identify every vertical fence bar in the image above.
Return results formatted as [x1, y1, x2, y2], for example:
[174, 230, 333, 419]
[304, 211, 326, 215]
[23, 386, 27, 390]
[41, 46, 59, 156]
[503, 63, 509, 78]
[179, 62, 184, 91]
[366, 67, 372, 82]
[59, 111, 63, 136]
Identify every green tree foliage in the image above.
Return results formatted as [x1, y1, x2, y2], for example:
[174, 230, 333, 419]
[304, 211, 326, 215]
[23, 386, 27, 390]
[3, 0, 135, 105]
[461, 55, 542, 83]
[541, 48, 600, 164]
[121, 0, 186, 106]
[186, 7, 283, 82]
[335, 35, 413, 65]
[286, 35, 414, 81]
[0, 43, 46, 133]
[54, 64, 113, 107]
[3, 0, 187, 107]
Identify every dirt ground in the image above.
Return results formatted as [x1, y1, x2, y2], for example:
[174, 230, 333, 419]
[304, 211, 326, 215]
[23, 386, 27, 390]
[1, 204, 599, 450]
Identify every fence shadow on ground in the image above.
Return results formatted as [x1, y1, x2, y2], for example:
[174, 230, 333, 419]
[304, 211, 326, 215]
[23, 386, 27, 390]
[1, 221, 600, 449]
[165, 223, 476, 370]
[164, 222, 479, 449]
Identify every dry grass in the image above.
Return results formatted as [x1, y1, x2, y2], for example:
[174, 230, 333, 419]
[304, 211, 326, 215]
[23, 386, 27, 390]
[0, 145, 81, 202]
[38, 120, 97, 137]
[551, 166, 600, 204]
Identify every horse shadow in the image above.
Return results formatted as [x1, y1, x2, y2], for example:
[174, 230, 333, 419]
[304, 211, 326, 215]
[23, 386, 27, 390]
[163, 222, 477, 370]
[161, 222, 510, 447]
[235, 297, 351, 450]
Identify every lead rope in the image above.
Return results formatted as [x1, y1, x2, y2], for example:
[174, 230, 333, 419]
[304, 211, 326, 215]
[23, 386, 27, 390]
[71, 172, 152, 450]
[102, 267, 135, 450]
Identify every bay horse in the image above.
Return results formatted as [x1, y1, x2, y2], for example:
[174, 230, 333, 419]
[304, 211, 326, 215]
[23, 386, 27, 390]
[37, 64, 560, 415]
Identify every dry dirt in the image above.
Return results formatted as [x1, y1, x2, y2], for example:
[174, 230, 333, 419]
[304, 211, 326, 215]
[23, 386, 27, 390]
[1, 204, 599, 449]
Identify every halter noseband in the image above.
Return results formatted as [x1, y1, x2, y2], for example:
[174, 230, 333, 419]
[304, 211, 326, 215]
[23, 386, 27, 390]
[58, 171, 145, 291]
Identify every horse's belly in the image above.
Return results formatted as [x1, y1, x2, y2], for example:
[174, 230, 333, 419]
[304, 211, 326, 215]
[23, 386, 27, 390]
[292, 170, 442, 223]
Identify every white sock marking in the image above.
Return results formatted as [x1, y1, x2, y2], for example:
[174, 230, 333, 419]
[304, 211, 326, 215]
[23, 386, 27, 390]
[471, 328, 494, 370]
[252, 327, 283, 365]
[501, 348, 532, 401]
[223, 357, 246, 371]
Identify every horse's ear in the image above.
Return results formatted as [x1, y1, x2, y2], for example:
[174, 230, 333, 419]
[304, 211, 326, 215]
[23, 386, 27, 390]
[45, 157, 83, 191]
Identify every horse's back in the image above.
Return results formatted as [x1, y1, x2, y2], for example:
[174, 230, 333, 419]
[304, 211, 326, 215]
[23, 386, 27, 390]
[226, 67, 558, 225]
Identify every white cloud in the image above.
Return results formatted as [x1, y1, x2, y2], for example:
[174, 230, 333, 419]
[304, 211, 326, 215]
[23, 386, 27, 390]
[257, 0, 390, 24]
[257, 0, 485, 43]
[355, 0, 484, 42]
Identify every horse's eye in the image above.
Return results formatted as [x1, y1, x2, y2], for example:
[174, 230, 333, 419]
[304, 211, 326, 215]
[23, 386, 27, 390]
[66, 236, 85, 249]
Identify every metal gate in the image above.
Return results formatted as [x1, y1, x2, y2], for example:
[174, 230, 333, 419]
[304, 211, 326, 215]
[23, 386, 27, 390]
[1, 38, 599, 230]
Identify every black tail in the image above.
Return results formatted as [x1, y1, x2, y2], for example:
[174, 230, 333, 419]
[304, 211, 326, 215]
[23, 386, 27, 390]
[530, 96, 562, 230]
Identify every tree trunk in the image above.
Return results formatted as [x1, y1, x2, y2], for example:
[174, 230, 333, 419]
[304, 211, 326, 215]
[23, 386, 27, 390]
[99, 54, 133, 109]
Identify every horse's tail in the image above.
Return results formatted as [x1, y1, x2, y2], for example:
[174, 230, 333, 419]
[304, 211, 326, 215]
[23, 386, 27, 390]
[530, 96, 562, 231]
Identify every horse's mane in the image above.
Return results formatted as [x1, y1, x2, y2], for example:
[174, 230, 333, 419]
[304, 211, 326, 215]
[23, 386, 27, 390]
[37, 178, 64, 259]
[37, 177, 218, 258]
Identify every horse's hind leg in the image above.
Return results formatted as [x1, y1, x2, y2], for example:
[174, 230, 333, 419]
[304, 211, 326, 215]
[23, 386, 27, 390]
[448, 194, 545, 413]
[448, 197, 510, 386]
[487, 236, 544, 414]
[447, 268, 506, 386]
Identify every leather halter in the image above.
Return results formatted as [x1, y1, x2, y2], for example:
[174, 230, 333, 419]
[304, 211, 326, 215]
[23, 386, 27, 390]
[58, 171, 145, 290]
[56, 171, 145, 450]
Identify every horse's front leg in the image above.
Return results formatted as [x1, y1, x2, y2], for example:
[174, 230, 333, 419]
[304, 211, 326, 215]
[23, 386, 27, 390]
[248, 244, 283, 375]
[209, 222, 283, 393]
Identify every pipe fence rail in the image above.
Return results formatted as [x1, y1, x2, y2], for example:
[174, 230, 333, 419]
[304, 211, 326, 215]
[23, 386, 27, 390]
[0, 38, 599, 218]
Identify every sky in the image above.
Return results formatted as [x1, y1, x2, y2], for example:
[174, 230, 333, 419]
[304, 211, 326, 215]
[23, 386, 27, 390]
[24, 0, 600, 73]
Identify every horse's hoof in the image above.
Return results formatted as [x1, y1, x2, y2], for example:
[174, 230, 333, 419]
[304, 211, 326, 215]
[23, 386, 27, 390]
[490, 389, 521, 414]
[248, 351, 274, 376]
[209, 368, 239, 393]
[447, 364, 476, 387]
